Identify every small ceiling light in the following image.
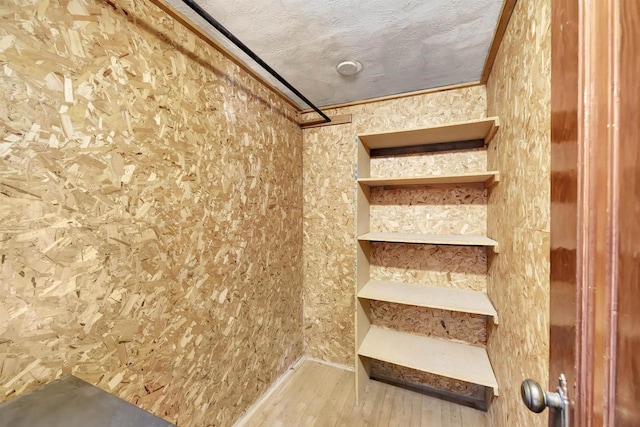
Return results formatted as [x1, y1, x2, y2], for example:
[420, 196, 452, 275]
[336, 60, 363, 76]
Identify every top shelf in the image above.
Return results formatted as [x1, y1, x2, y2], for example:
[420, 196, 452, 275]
[358, 171, 500, 188]
[358, 117, 500, 150]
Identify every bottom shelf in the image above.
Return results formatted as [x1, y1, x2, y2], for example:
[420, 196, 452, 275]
[357, 326, 498, 396]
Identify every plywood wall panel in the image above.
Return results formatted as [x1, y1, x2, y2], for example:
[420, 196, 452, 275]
[302, 86, 487, 365]
[485, 0, 551, 426]
[369, 186, 487, 236]
[369, 302, 487, 346]
[370, 243, 487, 292]
[0, 1, 303, 425]
[370, 149, 487, 178]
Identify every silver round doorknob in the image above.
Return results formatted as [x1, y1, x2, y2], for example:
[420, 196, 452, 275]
[522, 375, 570, 426]
[521, 379, 547, 413]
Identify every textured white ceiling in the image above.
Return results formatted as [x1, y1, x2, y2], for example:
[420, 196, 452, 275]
[167, 0, 505, 108]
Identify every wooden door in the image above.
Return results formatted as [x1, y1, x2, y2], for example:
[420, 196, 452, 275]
[550, 0, 640, 425]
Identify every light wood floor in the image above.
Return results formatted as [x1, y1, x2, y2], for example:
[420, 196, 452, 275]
[238, 360, 487, 427]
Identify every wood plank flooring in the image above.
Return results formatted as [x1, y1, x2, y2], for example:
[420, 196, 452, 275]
[238, 360, 487, 427]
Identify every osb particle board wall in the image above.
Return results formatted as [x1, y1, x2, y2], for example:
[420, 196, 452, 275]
[486, 0, 551, 425]
[301, 86, 488, 365]
[0, 0, 303, 425]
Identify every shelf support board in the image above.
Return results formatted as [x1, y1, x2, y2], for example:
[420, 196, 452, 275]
[486, 172, 500, 186]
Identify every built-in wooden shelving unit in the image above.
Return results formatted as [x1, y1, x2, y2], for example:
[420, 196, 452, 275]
[355, 117, 500, 408]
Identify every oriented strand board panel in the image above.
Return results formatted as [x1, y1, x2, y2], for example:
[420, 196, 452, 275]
[0, 0, 303, 426]
[485, 0, 551, 425]
[302, 86, 488, 365]
[370, 243, 488, 292]
[369, 301, 487, 346]
[370, 148, 488, 178]
[369, 186, 488, 236]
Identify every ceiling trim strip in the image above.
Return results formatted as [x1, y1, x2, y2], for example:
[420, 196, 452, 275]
[481, 0, 518, 83]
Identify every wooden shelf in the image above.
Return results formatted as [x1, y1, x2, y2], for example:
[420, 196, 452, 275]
[358, 171, 499, 188]
[357, 232, 499, 250]
[358, 326, 499, 396]
[358, 280, 498, 324]
[358, 117, 499, 150]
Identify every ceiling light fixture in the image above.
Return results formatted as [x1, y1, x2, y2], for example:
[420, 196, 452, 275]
[336, 60, 363, 76]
